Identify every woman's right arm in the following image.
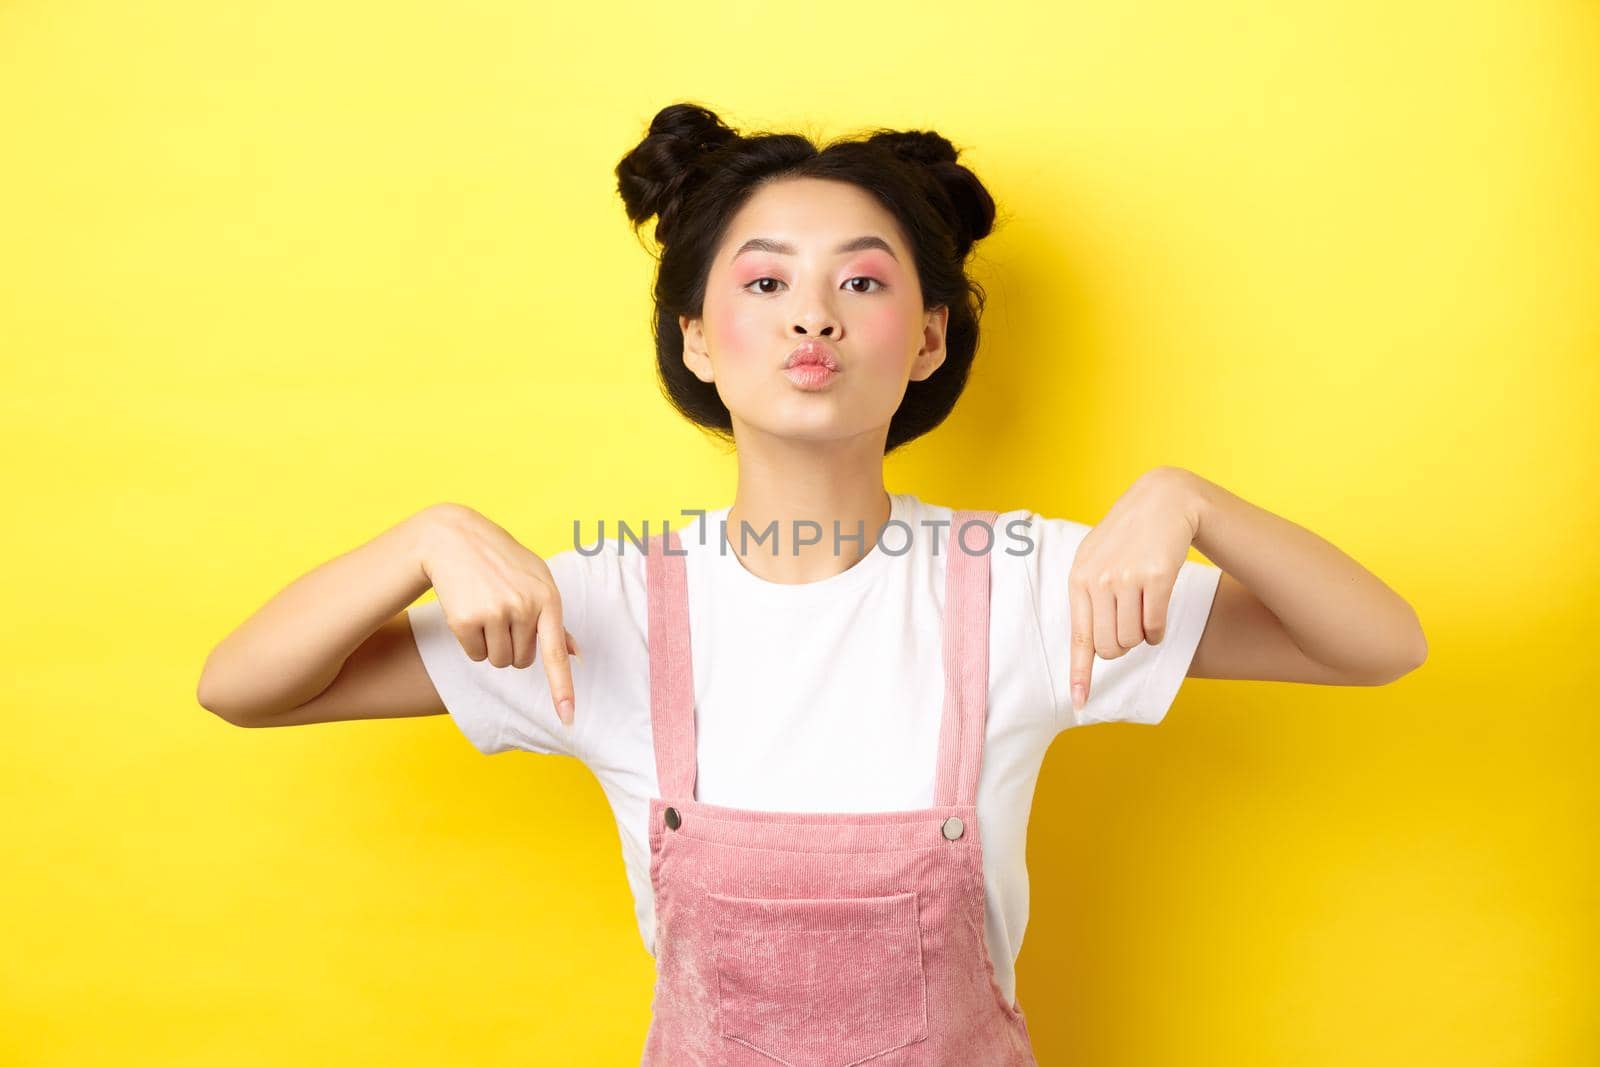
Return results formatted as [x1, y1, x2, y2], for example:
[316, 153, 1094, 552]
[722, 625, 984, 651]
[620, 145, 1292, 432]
[196, 502, 577, 729]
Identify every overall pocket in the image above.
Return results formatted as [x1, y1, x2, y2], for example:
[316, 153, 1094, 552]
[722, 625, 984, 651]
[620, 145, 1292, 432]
[709, 890, 929, 1067]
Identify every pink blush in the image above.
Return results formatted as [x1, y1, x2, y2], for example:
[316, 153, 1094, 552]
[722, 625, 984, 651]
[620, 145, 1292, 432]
[855, 300, 913, 352]
[709, 297, 762, 361]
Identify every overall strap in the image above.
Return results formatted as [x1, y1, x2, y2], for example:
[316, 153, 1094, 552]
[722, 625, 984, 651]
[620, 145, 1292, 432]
[645, 525, 698, 800]
[933, 509, 999, 809]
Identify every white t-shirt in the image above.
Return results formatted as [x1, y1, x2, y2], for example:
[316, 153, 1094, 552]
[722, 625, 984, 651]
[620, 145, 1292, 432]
[407, 493, 1222, 1009]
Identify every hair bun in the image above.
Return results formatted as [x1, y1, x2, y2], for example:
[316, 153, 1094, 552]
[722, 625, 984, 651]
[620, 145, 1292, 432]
[866, 130, 995, 258]
[615, 103, 741, 244]
[865, 130, 959, 168]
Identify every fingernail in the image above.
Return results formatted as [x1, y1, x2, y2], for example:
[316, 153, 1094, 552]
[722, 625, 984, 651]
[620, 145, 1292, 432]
[558, 698, 574, 724]
[1071, 684, 1085, 711]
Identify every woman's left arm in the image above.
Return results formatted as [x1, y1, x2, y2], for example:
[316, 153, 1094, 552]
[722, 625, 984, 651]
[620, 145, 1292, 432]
[1179, 466, 1427, 687]
[1066, 466, 1428, 712]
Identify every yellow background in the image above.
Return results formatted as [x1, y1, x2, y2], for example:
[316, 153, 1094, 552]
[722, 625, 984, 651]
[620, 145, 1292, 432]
[3, 1, 1595, 1064]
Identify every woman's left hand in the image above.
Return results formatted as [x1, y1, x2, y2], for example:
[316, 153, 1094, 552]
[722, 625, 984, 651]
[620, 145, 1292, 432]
[1067, 466, 1204, 712]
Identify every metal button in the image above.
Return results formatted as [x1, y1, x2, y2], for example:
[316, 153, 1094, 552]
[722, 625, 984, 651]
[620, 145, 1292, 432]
[941, 816, 965, 840]
[663, 806, 681, 830]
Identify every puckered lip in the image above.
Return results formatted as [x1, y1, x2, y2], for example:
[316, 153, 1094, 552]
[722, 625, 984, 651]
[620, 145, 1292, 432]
[783, 340, 840, 371]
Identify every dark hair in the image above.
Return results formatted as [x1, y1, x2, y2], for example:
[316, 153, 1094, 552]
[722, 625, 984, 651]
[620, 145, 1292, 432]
[615, 102, 1001, 455]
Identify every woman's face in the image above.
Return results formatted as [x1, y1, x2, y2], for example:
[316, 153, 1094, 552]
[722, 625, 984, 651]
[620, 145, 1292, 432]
[679, 177, 949, 447]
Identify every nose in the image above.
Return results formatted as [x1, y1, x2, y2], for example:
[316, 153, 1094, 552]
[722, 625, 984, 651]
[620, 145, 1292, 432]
[791, 301, 838, 339]
[792, 318, 837, 338]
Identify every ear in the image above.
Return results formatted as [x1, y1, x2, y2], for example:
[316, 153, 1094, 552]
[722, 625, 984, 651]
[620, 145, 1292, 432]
[679, 313, 715, 383]
[908, 304, 950, 382]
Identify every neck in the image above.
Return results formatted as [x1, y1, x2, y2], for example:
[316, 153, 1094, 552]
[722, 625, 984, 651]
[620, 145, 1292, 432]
[723, 427, 892, 585]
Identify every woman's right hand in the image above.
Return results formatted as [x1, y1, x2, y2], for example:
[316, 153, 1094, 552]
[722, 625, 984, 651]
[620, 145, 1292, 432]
[418, 504, 580, 725]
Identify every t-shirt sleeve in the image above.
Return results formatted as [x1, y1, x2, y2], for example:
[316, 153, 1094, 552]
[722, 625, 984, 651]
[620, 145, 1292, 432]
[1014, 512, 1221, 731]
[406, 547, 590, 758]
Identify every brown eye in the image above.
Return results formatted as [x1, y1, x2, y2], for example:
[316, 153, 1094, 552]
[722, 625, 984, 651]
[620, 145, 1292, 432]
[743, 276, 884, 295]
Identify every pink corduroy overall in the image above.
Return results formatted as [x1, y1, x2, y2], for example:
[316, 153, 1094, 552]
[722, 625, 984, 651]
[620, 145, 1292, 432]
[638, 510, 1040, 1066]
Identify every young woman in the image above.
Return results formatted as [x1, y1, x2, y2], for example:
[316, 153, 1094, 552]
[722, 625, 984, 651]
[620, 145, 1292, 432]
[198, 103, 1428, 1064]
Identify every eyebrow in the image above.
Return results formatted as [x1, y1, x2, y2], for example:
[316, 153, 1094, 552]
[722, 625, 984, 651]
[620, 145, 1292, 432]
[731, 235, 899, 263]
